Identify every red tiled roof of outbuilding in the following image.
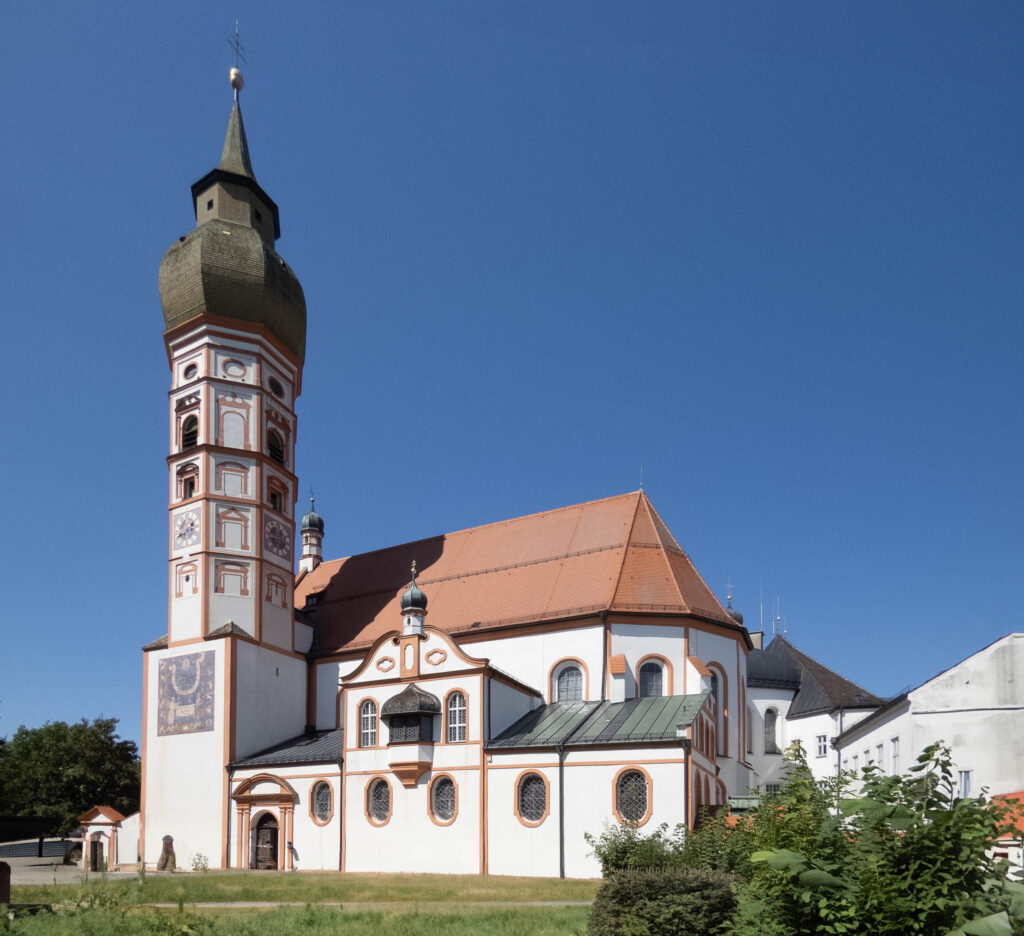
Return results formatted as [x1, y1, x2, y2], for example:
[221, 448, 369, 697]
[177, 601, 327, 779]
[296, 492, 743, 656]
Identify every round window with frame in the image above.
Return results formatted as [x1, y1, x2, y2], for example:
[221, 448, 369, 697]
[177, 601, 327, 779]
[516, 772, 549, 826]
[366, 777, 391, 825]
[429, 775, 457, 825]
[311, 781, 332, 825]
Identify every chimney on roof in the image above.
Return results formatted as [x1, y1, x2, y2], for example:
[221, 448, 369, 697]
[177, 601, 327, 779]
[749, 631, 764, 650]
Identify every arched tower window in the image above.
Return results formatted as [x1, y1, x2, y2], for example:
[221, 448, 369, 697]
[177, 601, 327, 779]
[181, 415, 199, 450]
[764, 708, 780, 754]
[267, 429, 285, 465]
[638, 661, 663, 698]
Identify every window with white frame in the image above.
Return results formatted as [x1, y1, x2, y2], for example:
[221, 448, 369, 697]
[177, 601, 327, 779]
[359, 700, 377, 747]
[638, 661, 663, 698]
[446, 692, 466, 742]
[556, 664, 583, 701]
[891, 737, 900, 775]
[876, 743, 884, 772]
[958, 770, 972, 798]
[852, 754, 859, 771]
[816, 735, 828, 758]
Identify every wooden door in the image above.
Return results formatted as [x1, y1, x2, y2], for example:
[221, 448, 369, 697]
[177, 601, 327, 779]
[89, 839, 103, 871]
[254, 815, 278, 870]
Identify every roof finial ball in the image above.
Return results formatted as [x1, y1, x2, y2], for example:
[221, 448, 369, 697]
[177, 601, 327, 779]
[230, 67, 244, 97]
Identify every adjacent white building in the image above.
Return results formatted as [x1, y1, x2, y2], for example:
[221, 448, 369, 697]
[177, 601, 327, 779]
[835, 633, 1024, 798]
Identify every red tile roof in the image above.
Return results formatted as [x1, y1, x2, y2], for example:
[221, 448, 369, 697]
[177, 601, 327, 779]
[297, 491, 739, 656]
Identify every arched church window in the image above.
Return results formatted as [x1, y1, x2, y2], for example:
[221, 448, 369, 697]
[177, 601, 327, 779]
[517, 772, 548, 825]
[615, 768, 650, 824]
[556, 665, 583, 701]
[638, 661, 663, 698]
[446, 692, 466, 743]
[311, 781, 332, 824]
[367, 777, 391, 825]
[267, 429, 284, 465]
[359, 700, 377, 747]
[181, 415, 199, 450]
[764, 708, 780, 754]
[430, 775, 456, 824]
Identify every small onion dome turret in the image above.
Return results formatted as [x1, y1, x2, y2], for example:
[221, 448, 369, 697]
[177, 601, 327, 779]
[400, 560, 427, 613]
[381, 683, 441, 718]
[726, 601, 744, 626]
[301, 499, 324, 533]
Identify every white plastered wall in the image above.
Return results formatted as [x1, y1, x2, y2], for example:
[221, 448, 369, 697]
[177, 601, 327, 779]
[143, 644, 228, 869]
[233, 641, 307, 760]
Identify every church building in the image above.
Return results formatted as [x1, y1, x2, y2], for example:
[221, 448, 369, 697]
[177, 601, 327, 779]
[141, 72, 755, 876]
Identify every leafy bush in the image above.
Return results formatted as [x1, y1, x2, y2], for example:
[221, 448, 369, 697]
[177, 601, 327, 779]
[584, 822, 685, 875]
[735, 743, 1024, 936]
[588, 868, 736, 936]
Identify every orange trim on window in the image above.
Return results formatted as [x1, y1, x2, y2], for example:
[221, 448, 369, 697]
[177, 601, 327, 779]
[612, 765, 654, 827]
[547, 658, 590, 702]
[635, 655, 673, 697]
[513, 770, 550, 827]
[308, 778, 335, 827]
[365, 775, 393, 827]
[443, 688, 469, 744]
[427, 773, 459, 827]
[355, 696, 380, 749]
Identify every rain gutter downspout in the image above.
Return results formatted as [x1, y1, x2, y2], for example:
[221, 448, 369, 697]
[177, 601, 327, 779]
[557, 741, 567, 878]
[600, 610, 608, 701]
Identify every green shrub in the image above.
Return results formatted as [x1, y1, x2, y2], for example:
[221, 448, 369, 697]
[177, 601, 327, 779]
[588, 868, 736, 936]
[584, 822, 686, 875]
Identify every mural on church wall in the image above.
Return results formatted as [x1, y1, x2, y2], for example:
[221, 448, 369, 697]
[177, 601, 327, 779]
[158, 651, 216, 736]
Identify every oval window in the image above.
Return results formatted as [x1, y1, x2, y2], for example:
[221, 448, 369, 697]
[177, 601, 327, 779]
[268, 377, 284, 397]
[431, 776, 455, 823]
[183, 363, 198, 379]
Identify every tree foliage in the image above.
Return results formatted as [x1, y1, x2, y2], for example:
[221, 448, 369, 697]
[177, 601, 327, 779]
[0, 717, 140, 836]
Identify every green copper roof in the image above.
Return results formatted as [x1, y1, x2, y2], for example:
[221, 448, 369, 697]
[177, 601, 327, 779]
[488, 692, 710, 750]
[219, 102, 255, 177]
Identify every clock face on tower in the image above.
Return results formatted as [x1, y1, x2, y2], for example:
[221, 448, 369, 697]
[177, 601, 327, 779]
[264, 519, 290, 558]
[174, 510, 200, 547]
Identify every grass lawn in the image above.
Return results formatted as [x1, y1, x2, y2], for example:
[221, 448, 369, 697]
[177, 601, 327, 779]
[7, 872, 597, 935]
[11, 870, 599, 906]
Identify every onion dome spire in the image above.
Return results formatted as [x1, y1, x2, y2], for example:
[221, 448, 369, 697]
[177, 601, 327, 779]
[158, 67, 306, 363]
[401, 560, 428, 613]
[725, 581, 744, 625]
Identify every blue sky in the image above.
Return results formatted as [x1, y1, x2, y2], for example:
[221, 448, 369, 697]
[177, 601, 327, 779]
[1, 2, 1021, 749]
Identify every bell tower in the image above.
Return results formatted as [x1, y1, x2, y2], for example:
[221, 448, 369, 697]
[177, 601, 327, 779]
[141, 68, 309, 869]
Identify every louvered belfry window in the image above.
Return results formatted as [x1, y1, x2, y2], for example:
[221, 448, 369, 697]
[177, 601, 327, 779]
[431, 776, 455, 822]
[557, 665, 583, 701]
[446, 692, 466, 742]
[518, 773, 547, 823]
[267, 429, 285, 465]
[616, 769, 648, 822]
[181, 415, 199, 450]
[368, 779, 390, 823]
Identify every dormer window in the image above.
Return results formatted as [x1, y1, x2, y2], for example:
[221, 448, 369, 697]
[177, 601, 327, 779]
[638, 661, 663, 697]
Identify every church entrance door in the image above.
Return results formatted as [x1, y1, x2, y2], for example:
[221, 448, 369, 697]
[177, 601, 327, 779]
[253, 814, 278, 870]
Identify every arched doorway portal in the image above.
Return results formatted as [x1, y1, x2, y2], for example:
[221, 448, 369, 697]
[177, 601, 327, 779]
[252, 813, 278, 870]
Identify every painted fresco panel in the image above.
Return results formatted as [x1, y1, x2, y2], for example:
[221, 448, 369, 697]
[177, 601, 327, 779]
[158, 651, 216, 735]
